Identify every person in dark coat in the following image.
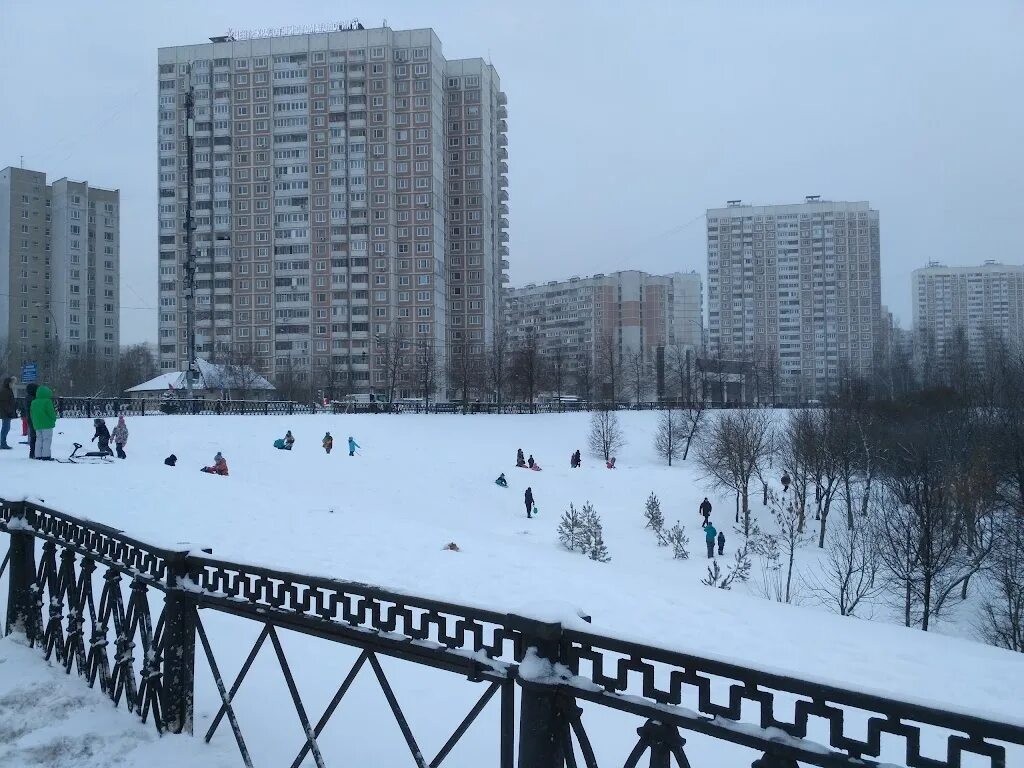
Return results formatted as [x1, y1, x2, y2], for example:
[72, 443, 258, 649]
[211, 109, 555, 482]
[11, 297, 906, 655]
[92, 418, 113, 456]
[24, 383, 38, 458]
[0, 377, 17, 449]
[524, 487, 535, 519]
[717, 530, 726, 556]
[527, 454, 536, 469]
[781, 471, 792, 493]
[699, 497, 712, 525]
[516, 448, 526, 468]
[164, 454, 178, 466]
[570, 449, 581, 469]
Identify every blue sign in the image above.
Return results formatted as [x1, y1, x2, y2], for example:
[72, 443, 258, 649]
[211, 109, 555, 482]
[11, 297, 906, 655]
[21, 362, 38, 384]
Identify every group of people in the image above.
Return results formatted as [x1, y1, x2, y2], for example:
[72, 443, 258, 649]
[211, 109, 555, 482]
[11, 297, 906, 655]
[700, 497, 726, 558]
[272, 431, 355, 455]
[515, 448, 541, 471]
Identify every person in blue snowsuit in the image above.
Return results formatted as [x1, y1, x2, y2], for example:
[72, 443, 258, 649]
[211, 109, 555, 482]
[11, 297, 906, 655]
[348, 436, 360, 456]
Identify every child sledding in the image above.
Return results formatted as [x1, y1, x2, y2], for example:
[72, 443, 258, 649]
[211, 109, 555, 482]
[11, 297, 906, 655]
[91, 418, 114, 457]
[495, 472, 508, 488]
[274, 430, 295, 450]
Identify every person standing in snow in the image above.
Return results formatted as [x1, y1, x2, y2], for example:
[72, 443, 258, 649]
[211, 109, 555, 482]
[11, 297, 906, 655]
[699, 497, 712, 526]
[0, 377, 17, 450]
[29, 384, 56, 460]
[781, 471, 791, 493]
[323, 432, 333, 454]
[24, 383, 38, 458]
[112, 414, 129, 459]
[527, 454, 536, 469]
[524, 487, 535, 519]
[703, 521, 717, 559]
[717, 530, 726, 556]
[348, 436, 360, 456]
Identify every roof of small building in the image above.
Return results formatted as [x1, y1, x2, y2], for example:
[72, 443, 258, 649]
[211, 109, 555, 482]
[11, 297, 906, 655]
[125, 358, 274, 393]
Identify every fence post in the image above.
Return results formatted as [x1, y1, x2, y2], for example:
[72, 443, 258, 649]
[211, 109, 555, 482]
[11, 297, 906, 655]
[513, 615, 565, 768]
[162, 549, 197, 735]
[4, 502, 40, 641]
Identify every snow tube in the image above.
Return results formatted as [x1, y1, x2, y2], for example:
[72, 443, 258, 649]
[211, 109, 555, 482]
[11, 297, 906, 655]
[530, 465, 542, 471]
[273, 438, 286, 449]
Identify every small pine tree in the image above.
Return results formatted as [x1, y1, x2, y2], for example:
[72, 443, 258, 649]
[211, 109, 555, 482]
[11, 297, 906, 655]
[581, 502, 611, 563]
[558, 503, 586, 552]
[702, 544, 751, 590]
[662, 522, 690, 560]
[644, 492, 665, 538]
[701, 560, 723, 587]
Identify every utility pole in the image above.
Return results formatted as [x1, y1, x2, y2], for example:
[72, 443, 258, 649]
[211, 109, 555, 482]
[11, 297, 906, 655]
[183, 69, 197, 400]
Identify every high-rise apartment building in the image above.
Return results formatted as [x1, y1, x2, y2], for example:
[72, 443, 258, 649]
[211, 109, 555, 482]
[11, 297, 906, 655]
[912, 261, 1024, 357]
[157, 26, 508, 400]
[706, 198, 881, 402]
[0, 167, 120, 378]
[505, 270, 703, 397]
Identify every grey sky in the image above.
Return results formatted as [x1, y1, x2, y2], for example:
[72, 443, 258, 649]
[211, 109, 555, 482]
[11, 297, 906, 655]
[2, 0, 1021, 344]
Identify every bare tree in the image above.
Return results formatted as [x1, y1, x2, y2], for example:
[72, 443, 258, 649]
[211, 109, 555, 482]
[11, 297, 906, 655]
[487, 328, 510, 407]
[762, 489, 812, 603]
[625, 348, 648, 405]
[778, 409, 819, 533]
[807, 509, 882, 617]
[510, 329, 545, 407]
[588, 409, 626, 462]
[696, 409, 774, 537]
[654, 409, 684, 466]
[680, 401, 706, 460]
[449, 342, 483, 412]
[574, 352, 594, 403]
[549, 338, 568, 409]
[596, 330, 620, 404]
[412, 338, 437, 405]
[979, 511, 1024, 651]
[666, 343, 695, 405]
[375, 325, 406, 405]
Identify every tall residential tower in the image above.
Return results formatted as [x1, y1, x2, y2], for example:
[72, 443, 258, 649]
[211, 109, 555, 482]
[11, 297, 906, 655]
[706, 198, 881, 402]
[157, 25, 508, 399]
[0, 166, 120, 379]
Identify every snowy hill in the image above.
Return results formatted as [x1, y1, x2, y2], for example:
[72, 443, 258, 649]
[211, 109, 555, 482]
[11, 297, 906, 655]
[1, 411, 1022, 765]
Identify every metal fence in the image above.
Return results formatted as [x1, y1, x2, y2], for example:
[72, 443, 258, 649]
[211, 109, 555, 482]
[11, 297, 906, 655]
[49, 397, 774, 419]
[3, 499, 1018, 767]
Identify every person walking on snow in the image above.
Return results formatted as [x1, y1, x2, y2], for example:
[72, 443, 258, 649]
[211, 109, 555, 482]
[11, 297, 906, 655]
[0, 377, 18, 449]
[112, 414, 129, 459]
[717, 530, 726, 556]
[703, 522, 717, 559]
[699, 497, 712, 526]
[524, 487, 535, 519]
[323, 432, 333, 454]
[348, 436, 360, 456]
[92, 418, 113, 456]
[29, 384, 57, 460]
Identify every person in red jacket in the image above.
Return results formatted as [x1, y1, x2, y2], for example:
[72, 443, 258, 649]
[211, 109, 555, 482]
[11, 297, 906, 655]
[201, 451, 229, 476]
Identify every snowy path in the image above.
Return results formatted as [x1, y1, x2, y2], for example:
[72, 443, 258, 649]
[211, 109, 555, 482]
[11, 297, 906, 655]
[1, 411, 1023, 765]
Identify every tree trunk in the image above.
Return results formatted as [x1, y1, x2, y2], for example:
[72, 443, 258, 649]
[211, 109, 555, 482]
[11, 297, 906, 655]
[741, 486, 750, 536]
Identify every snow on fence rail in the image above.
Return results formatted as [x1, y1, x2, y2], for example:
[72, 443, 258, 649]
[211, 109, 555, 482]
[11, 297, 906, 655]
[2, 498, 1021, 768]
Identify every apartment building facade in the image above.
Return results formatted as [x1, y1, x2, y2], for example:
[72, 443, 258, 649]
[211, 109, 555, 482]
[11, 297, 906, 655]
[157, 26, 508, 399]
[706, 198, 881, 402]
[0, 167, 120, 378]
[505, 270, 703, 396]
[912, 261, 1024, 357]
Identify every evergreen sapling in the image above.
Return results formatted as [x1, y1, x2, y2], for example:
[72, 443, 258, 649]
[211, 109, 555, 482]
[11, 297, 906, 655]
[558, 503, 586, 553]
[581, 502, 611, 563]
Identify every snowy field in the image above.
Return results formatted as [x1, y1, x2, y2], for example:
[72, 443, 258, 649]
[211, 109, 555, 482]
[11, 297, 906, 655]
[1, 410, 1023, 766]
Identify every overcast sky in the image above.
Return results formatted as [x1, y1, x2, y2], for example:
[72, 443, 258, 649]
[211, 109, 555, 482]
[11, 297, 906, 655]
[1, 0, 1021, 344]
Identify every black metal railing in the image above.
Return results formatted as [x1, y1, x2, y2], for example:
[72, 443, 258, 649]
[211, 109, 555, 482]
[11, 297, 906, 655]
[3, 499, 1021, 768]
[46, 397, 786, 419]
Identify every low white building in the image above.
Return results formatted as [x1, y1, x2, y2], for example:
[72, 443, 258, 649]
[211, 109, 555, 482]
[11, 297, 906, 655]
[124, 358, 275, 402]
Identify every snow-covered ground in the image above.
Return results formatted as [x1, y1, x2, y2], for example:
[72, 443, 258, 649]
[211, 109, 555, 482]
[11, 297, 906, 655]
[1, 411, 1022, 765]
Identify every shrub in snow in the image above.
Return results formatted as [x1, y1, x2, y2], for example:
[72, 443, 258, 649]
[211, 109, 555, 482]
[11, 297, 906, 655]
[558, 503, 586, 553]
[702, 543, 751, 589]
[582, 503, 611, 563]
[661, 522, 689, 560]
[644, 492, 665, 539]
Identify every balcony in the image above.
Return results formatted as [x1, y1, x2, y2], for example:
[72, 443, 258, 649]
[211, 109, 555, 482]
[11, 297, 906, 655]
[497, 91, 507, 106]
[499, 189, 508, 202]
[498, 174, 509, 188]
[499, 217, 509, 229]
[497, 105, 507, 119]
[499, 231, 509, 243]
[500, 259, 509, 270]
[499, 203, 509, 215]
[498, 146, 508, 160]
[501, 273, 510, 283]
[498, 119, 507, 133]
[498, 134, 507, 147]
[499, 245, 509, 257]
[498, 161, 508, 175]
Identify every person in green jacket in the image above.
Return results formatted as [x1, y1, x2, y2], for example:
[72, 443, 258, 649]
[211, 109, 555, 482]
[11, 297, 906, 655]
[29, 385, 57, 460]
[703, 522, 717, 559]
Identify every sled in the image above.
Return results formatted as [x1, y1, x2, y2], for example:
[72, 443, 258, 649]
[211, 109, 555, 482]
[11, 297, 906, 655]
[56, 443, 114, 464]
[530, 465, 542, 471]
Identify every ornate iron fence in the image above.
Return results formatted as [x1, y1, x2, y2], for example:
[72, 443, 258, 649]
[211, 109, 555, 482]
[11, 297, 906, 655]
[3, 499, 1021, 767]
